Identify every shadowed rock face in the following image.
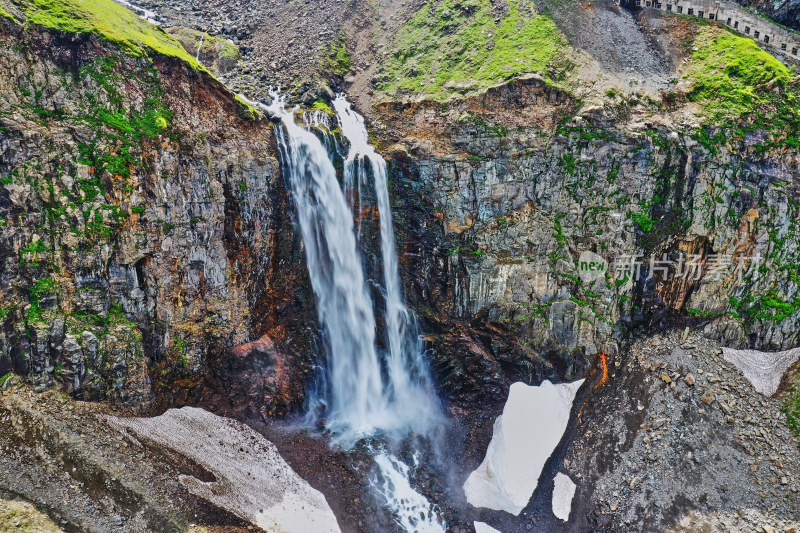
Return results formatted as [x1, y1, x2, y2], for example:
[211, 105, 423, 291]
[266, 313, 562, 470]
[736, 0, 800, 30]
[211, 334, 294, 420]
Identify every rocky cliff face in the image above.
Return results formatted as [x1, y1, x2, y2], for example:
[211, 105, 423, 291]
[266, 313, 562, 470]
[372, 73, 800, 405]
[0, 16, 315, 414]
[736, 0, 800, 30]
[2, 0, 799, 416]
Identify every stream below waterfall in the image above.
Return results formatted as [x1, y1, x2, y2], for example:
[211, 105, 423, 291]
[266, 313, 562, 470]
[267, 93, 445, 532]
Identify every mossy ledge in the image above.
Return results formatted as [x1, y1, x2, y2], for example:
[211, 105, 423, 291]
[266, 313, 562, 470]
[1, 0, 263, 119]
[0, 4, 14, 20]
[687, 24, 796, 120]
[3, 0, 202, 68]
[376, 0, 572, 101]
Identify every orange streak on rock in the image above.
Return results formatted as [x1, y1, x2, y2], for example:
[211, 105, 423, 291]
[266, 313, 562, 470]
[595, 352, 609, 390]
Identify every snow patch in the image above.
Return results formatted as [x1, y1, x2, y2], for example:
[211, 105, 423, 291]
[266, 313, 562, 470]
[552, 472, 576, 521]
[722, 347, 800, 396]
[107, 407, 340, 533]
[474, 522, 502, 533]
[464, 380, 584, 515]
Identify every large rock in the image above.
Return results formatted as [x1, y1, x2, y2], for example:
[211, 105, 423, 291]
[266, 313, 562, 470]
[217, 334, 294, 419]
[464, 380, 584, 515]
[107, 407, 341, 533]
[166, 27, 241, 74]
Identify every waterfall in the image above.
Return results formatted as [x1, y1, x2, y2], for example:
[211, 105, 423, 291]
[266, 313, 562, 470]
[372, 452, 444, 533]
[267, 95, 440, 446]
[195, 33, 205, 62]
[333, 95, 439, 437]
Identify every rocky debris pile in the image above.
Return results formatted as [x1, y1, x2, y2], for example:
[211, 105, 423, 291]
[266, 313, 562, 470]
[0, 386, 255, 532]
[567, 330, 800, 531]
[0, 379, 400, 533]
[133, 0, 356, 100]
[108, 407, 341, 533]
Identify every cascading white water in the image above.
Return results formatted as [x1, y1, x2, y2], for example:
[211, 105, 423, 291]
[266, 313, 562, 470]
[195, 33, 205, 62]
[267, 95, 440, 445]
[333, 96, 440, 436]
[373, 452, 444, 533]
[268, 93, 444, 533]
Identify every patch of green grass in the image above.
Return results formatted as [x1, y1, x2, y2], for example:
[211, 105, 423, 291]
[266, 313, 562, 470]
[76, 56, 172, 184]
[20, 237, 49, 268]
[321, 33, 352, 76]
[377, 0, 569, 100]
[691, 127, 727, 155]
[784, 374, 800, 439]
[9, 0, 200, 67]
[686, 26, 797, 125]
[233, 94, 259, 119]
[166, 27, 240, 64]
[68, 303, 136, 337]
[747, 291, 800, 324]
[27, 276, 58, 322]
[687, 308, 719, 318]
[312, 99, 334, 115]
[0, 4, 15, 20]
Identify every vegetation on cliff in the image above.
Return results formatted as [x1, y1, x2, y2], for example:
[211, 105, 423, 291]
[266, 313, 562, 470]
[320, 33, 352, 77]
[0, 4, 14, 19]
[166, 26, 240, 73]
[376, 0, 570, 100]
[686, 25, 800, 146]
[3, 0, 199, 67]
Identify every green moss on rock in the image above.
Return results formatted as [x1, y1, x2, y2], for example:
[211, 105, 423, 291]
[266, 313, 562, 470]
[687, 25, 796, 121]
[0, 4, 15, 20]
[377, 0, 569, 101]
[784, 374, 800, 439]
[0, 499, 63, 533]
[6, 0, 200, 67]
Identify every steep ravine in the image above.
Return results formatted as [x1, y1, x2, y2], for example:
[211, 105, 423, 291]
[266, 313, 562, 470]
[1, 0, 800, 532]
